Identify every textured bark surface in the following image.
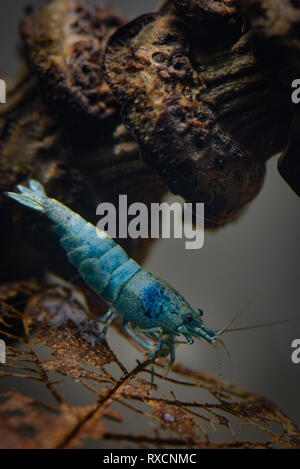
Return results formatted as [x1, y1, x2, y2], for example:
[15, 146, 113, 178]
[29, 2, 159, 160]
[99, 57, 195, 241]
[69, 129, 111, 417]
[20, 0, 125, 130]
[237, 0, 300, 195]
[103, 12, 284, 226]
[173, 0, 238, 26]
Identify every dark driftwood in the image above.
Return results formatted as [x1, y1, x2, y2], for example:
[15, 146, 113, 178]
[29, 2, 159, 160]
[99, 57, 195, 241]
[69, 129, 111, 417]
[0, 0, 298, 275]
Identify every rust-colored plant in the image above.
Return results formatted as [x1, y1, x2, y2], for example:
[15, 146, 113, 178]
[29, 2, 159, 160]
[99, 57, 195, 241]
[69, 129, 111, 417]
[1, 280, 300, 449]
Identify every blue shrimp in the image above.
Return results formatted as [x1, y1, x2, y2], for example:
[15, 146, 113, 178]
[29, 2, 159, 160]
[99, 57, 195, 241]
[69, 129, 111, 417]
[6, 180, 218, 377]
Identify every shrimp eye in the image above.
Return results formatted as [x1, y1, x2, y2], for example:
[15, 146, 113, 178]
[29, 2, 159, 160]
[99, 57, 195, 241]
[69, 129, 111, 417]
[185, 313, 194, 324]
[198, 308, 204, 317]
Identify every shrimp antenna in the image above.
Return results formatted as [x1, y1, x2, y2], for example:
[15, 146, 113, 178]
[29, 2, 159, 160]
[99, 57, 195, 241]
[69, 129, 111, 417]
[215, 336, 231, 359]
[214, 341, 223, 399]
[213, 339, 231, 399]
[216, 300, 252, 337]
[222, 316, 300, 334]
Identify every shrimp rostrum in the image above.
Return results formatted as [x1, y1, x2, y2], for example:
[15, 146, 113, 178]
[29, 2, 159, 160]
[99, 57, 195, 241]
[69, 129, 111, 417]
[6, 181, 218, 375]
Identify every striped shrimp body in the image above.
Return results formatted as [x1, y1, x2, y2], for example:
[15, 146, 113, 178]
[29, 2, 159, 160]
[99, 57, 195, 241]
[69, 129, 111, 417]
[7, 181, 217, 372]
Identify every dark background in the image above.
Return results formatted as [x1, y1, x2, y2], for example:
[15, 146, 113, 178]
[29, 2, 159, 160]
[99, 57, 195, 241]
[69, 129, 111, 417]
[0, 0, 299, 444]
